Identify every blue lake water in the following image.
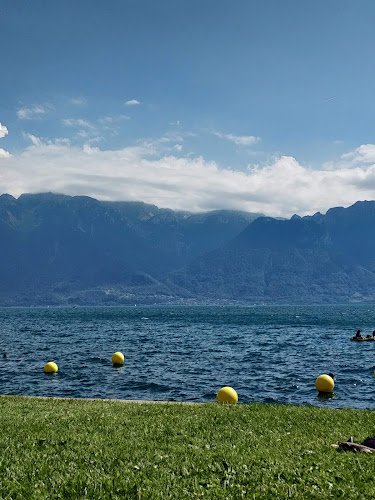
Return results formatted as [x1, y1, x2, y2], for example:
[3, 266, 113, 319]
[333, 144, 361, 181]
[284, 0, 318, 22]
[0, 305, 375, 409]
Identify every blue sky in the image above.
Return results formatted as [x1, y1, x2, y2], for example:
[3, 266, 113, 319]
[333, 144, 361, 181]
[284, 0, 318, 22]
[1, 0, 375, 216]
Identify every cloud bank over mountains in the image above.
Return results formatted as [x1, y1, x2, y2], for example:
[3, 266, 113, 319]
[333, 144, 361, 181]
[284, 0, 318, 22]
[1, 120, 375, 217]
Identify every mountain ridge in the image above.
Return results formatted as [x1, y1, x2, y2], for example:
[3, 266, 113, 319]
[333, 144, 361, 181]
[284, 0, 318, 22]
[1, 192, 375, 305]
[171, 200, 375, 304]
[0, 192, 262, 305]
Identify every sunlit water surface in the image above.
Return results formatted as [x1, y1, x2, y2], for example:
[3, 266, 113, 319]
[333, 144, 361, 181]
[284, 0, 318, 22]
[0, 305, 375, 409]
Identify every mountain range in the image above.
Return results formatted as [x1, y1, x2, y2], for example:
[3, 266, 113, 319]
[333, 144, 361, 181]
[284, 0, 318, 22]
[0, 192, 374, 305]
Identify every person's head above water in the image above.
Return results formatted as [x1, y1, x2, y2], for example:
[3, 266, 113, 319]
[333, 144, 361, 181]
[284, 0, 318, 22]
[327, 372, 334, 379]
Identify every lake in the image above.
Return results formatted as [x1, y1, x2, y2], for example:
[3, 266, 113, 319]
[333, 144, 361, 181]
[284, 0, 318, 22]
[0, 305, 374, 409]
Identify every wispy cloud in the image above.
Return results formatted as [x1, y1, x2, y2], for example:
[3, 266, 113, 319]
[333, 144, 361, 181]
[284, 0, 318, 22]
[68, 97, 87, 106]
[62, 116, 128, 144]
[62, 118, 95, 129]
[213, 131, 261, 146]
[97, 115, 130, 125]
[125, 99, 141, 106]
[77, 133, 103, 144]
[139, 131, 186, 155]
[17, 105, 49, 120]
[23, 133, 42, 147]
[23, 132, 70, 148]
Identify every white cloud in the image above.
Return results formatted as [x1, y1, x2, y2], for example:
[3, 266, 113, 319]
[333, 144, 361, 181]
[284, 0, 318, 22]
[82, 144, 100, 155]
[2, 138, 375, 217]
[0, 122, 10, 157]
[0, 149, 10, 158]
[125, 99, 141, 106]
[340, 144, 375, 165]
[213, 131, 261, 146]
[0, 122, 8, 139]
[17, 105, 49, 120]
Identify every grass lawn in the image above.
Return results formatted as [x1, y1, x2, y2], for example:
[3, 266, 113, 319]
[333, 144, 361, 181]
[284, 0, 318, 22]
[0, 396, 375, 498]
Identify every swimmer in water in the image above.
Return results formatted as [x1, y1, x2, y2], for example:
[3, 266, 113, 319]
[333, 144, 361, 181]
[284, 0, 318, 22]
[3, 353, 6, 359]
[327, 372, 334, 380]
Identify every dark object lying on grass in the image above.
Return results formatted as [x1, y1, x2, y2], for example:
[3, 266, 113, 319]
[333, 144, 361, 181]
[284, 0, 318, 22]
[332, 436, 375, 453]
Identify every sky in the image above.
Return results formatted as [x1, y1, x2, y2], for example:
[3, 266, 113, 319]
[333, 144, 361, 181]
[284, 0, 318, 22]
[1, 0, 375, 217]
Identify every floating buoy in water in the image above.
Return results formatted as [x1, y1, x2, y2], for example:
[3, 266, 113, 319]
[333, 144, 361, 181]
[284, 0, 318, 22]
[216, 386, 238, 404]
[112, 352, 124, 365]
[44, 362, 58, 373]
[315, 374, 334, 393]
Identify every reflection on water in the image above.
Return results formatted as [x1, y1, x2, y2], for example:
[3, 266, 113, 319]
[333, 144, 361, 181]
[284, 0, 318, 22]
[317, 392, 338, 401]
[0, 305, 374, 409]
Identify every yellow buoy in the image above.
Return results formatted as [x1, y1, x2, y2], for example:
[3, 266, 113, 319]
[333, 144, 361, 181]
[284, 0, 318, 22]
[112, 352, 124, 365]
[315, 374, 334, 393]
[216, 386, 238, 404]
[44, 362, 58, 373]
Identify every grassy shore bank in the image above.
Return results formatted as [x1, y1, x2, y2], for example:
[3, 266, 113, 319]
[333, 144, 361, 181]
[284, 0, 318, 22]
[0, 396, 374, 498]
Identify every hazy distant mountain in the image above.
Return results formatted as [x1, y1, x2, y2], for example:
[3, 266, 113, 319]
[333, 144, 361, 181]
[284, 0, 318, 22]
[2, 193, 375, 305]
[0, 193, 261, 305]
[171, 201, 375, 303]
[103, 200, 260, 259]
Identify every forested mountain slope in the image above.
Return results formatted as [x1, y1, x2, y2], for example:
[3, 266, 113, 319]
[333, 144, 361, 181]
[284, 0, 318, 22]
[171, 201, 375, 304]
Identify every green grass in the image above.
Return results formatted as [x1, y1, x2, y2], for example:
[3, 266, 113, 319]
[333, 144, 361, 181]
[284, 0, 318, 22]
[0, 397, 375, 498]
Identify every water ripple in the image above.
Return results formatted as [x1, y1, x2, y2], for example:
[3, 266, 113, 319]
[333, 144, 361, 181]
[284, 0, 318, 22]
[1, 305, 375, 408]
